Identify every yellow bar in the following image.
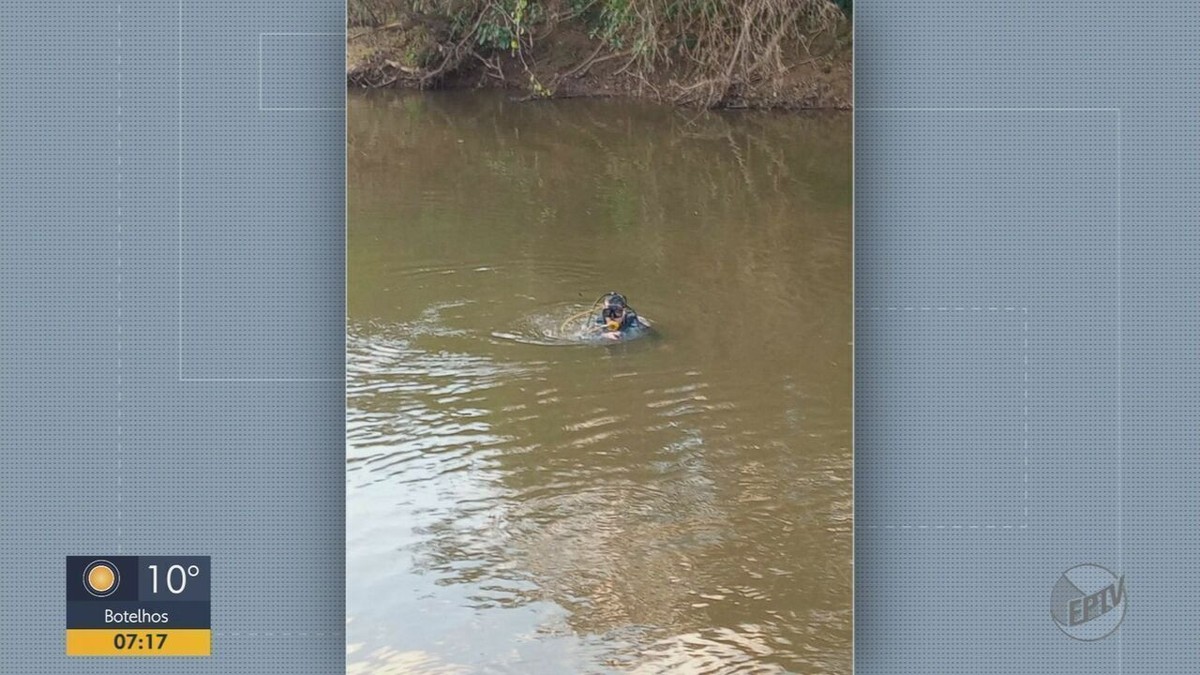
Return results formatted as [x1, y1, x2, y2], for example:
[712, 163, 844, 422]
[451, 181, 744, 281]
[66, 629, 211, 656]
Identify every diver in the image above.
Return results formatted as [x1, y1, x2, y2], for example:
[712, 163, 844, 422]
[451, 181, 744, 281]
[595, 292, 650, 340]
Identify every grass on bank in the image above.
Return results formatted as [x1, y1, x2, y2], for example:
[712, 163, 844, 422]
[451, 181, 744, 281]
[348, 0, 851, 107]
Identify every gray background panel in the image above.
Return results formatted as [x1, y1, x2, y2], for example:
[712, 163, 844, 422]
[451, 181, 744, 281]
[1, 0, 344, 672]
[4, 0, 1199, 672]
[857, 2, 1199, 673]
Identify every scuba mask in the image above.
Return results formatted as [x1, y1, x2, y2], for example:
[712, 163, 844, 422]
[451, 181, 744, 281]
[602, 306, 623, 330]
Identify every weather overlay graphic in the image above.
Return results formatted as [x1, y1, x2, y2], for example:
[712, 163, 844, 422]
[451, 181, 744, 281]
[65, 556, 211, 656]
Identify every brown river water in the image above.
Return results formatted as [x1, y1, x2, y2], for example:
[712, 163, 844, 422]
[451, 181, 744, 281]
[346, 90, 852, 674]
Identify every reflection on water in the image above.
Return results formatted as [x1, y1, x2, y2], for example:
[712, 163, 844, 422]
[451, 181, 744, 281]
[348, 90, 851, 674]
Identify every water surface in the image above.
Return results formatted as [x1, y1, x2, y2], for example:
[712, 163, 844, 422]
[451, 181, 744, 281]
[347, 90, 851, 674]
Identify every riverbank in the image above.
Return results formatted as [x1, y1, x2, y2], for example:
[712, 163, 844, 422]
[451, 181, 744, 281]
[346, 1, 851, 111]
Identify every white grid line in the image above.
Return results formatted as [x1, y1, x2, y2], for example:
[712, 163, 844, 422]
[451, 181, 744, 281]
[856, 307, 1029, 530]
[117, 0, 125, 553]
[177, 0, 182, 380]
[213, 632, 340, 637]
[1116, 109, 1123, 671]
[1116, 111, 1123, 569]
[176, 8, 341, 382]
[860, 107, 1121, 113]
[258, 33, 343, 112]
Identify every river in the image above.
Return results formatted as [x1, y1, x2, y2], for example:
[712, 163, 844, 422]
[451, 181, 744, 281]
[347, 90, 852, 674]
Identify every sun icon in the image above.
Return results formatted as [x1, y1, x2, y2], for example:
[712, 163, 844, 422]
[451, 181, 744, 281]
[83, 560, 119, 597]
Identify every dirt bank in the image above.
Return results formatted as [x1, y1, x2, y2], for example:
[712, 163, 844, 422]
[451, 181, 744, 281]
[347, 15, 851, 111]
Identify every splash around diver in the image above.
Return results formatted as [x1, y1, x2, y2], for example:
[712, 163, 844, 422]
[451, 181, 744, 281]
[559, 291, 654, 343]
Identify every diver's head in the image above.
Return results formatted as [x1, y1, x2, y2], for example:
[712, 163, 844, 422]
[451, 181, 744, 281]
[601, 293, 627, 328]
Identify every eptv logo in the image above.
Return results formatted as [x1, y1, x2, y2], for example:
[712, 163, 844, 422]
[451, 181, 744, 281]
[1050, 564, 1126, 641]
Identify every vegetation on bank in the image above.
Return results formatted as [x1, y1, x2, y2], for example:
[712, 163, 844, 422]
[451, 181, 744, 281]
[347, 0, 852, 109]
